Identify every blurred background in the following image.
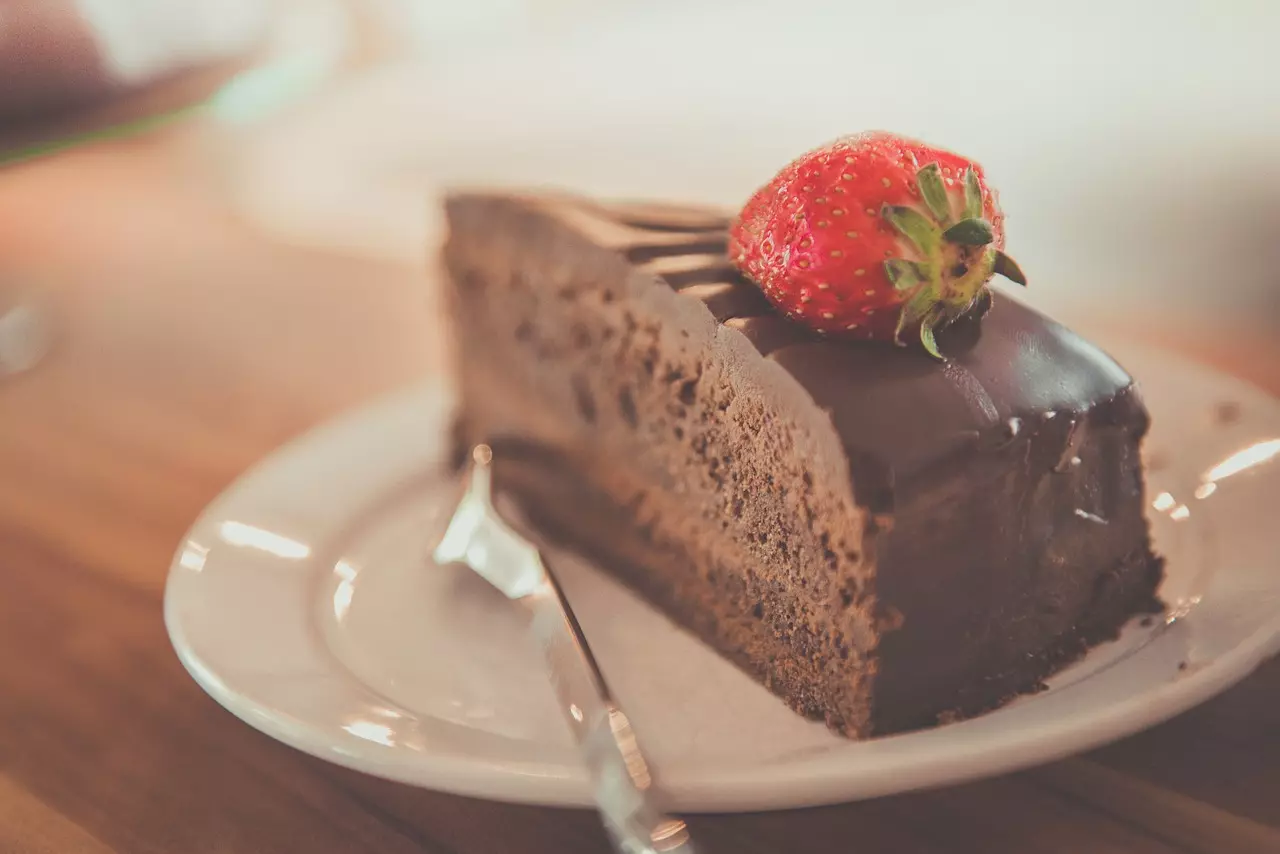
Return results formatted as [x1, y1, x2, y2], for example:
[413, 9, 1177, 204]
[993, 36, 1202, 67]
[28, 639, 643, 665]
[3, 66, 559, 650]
[1, 0, 1277, 397]
[1, 4, 1277, 852]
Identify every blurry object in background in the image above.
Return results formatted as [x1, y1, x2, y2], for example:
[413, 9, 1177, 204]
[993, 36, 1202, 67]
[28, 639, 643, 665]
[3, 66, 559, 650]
[0, 0, 355, 384]
[0, 0, 108, 121]
[0, 0, 354, 166]
[0, 298, 50, 378]
[0, 0, 269, 122]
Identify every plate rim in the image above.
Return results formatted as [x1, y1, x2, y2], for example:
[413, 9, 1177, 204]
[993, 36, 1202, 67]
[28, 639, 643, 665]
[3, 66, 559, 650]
[164, 340, 1280, 811]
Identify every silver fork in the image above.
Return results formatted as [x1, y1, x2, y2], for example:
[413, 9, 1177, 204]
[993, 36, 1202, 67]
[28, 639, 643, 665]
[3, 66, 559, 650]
[433, 445, 697, 854]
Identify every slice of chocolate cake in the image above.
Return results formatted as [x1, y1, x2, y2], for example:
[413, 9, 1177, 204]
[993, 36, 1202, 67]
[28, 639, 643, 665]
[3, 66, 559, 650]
[441, 192, 1164, 736]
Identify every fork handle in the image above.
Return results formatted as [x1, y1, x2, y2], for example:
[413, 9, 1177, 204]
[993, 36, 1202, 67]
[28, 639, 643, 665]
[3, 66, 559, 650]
[525, 565, 697, 854]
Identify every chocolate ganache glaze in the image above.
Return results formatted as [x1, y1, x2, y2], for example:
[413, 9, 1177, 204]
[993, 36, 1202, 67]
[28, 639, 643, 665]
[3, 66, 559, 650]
[443, 193, 1164, 734]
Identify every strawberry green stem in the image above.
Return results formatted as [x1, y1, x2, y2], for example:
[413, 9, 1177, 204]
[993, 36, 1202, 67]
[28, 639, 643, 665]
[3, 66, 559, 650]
[880, 162, 1028, 359]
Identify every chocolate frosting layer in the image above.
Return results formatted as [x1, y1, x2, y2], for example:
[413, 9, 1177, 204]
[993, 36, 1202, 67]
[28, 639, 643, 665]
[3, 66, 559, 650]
[768, 300, 1138, 506]
[536, 196, 1137, 506]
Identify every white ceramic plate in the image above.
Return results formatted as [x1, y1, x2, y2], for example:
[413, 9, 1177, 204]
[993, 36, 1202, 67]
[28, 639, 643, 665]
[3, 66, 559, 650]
[164, 338, 1280, 811]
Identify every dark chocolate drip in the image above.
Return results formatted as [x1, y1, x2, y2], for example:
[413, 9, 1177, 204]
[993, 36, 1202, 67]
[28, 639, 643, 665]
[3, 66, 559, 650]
[586, 200, 732, 233]
[613, 212, 732, 233]
[661, 264, 743, 289]
[725, 316, 811, 356]
[571, 207, 776, 326]
[624, 236, 729, 264]
[678, 282, 774, 323]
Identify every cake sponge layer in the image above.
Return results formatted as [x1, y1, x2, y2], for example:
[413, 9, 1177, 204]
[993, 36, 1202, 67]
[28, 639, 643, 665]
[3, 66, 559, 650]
[444, 193, 880, 735]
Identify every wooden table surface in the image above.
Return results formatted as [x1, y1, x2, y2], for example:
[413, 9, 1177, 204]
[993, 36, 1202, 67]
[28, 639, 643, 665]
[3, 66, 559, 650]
[1, 110, 1278, 854]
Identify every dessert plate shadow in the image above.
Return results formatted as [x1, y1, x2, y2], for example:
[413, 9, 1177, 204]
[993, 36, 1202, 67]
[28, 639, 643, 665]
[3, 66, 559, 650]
[164, 339, 1280, 811]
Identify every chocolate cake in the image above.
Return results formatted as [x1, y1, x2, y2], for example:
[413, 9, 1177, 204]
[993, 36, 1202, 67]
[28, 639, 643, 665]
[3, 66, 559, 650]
[441, 192, 1164, 737]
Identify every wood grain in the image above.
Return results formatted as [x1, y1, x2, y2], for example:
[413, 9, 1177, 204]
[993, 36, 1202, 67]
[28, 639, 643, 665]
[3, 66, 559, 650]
[0, 116, 1278, 854]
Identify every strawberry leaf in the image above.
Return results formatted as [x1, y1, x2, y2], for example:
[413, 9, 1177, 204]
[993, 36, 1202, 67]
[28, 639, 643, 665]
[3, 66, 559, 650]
[920, 318, 943, 360]
[963, 168, 983, 219]
[916, 164, 952, 224]
[942, 218, 994, 246]
[882, 205, 941, 258]
[893, 312, 910, 345]
[884, 259, 927, 290]
[993, 250, 1028, 286]
[893, 282, 940, 346]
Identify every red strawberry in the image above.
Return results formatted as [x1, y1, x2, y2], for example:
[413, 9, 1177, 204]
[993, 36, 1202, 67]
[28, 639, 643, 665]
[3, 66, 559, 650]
[729, 131, 1026, 358]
